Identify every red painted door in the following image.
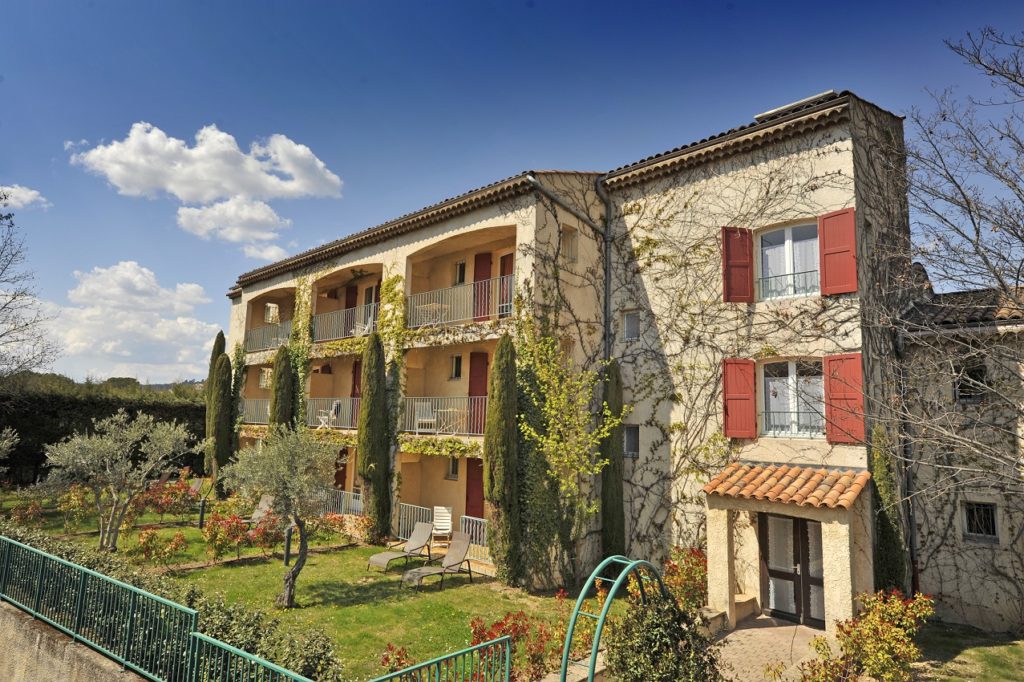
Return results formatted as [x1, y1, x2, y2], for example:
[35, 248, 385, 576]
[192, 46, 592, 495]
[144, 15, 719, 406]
[468, 352, 489, 434]
[498, 253, 514, 318]
[466, 458, 484, 518]
[473, 252, 493, 321]
[344, 285, 359, 335]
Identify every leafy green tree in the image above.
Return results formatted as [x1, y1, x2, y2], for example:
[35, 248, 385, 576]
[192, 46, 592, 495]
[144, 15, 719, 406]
[600, 359, 626, 558]
[268, 345, 295, 427]
[205, 331, 226, 434]
[483, 334, 521, 584]
[206, 353, 233, 490]
[357, 333, 391, 542]
[221, 426, 336, 608]
[43, 410, 197, 551]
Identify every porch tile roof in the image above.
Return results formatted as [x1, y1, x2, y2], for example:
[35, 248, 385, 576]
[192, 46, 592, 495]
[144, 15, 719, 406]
[703, 462, 871, 510]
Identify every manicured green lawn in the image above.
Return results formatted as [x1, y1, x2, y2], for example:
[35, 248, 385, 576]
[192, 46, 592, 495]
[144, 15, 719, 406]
[917, 622, 1024, 681]
[173, 544, 564, 681]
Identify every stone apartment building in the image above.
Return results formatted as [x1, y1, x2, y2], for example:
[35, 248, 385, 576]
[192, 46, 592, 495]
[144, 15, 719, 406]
[225, 90, 1020, 637]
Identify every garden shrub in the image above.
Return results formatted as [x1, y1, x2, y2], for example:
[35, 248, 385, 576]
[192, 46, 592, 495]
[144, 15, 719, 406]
[379, 643, 414, 673]
[793, 590, 934, 682]
[248, 515, 285, 557]
[57, 483, 90, 532]
[470, 611, 556, 681]
[202, 513, 248, 560]
[9, 498, 44, 526]
[0, 519, 344, 681]
[663, 546, 708, 611]
[605, 597, 723, 682]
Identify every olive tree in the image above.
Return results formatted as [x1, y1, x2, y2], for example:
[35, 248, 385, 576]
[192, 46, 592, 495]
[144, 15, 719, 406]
[221, 426, 335, 608]
[43, 410, 197, 551]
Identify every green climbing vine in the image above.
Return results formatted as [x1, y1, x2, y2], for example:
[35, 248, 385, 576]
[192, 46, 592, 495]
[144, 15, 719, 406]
[398, 434, 482, 458]
[288, 273, 316, 425]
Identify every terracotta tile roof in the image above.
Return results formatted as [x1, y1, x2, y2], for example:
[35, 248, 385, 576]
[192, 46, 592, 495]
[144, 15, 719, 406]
[903, 288, 1024, 330]
[703, 462, 871, 510]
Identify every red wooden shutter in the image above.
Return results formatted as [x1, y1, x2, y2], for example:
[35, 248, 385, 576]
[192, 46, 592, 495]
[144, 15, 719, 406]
[819, 208, 858, 295]
[721, 227, 754, 303]
[824, 353, 865, 444]
[722, 358, 756, 438]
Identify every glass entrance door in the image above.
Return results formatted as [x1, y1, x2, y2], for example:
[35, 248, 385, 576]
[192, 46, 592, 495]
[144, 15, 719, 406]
[759, 513, 825, 628]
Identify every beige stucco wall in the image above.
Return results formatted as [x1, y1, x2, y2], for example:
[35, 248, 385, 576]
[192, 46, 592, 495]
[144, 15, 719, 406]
[398, 453, 473, 520]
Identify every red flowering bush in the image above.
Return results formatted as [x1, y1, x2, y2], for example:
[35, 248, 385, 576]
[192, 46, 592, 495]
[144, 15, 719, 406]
[248, 515, 285, 557]
[379, 642, 414, 674]
[157, 531, 189, 566]
[143, 469, 199, 522]
[9, 499, 44, 527]
[663, 547, 707, 610]
[470, 611, 556, 681]
[792, 590, 935, 682]
[202, 513, 249, 560]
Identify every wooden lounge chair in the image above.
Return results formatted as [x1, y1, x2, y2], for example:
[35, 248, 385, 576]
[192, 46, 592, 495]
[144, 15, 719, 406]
[401, 532, 473, 590]
[244, 494, 274, 526]
[366, 522, 433, 572]
[432, 506, 453, 546]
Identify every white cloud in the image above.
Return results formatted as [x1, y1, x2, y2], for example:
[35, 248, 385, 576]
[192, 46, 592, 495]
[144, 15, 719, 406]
[243, 243, 289, 261]
[71, 122, 341, 204]
[70, 122, 340, 260]
[63, 139, 90, 152]
[47, 261, 220, 383]
[68, 261, 209, 315]
[0, 184, 51, 209]
[177, 196, 291, 243]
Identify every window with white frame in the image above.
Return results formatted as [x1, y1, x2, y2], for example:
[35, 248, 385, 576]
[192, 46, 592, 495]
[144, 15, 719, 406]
[762, 360, 825, 437]
[622, 310, 640, 341]
[454, 261, 467, 286]
[258, 367, 273, 389]
[446, 457, 459, 480]
[757, 225, 819, 300]
[560, 227, 578, 263]
[264, 302, 281, 324]
[450, 354, 463, 380]
[623, 425, 640, 458]
[964, 502, 998, 542]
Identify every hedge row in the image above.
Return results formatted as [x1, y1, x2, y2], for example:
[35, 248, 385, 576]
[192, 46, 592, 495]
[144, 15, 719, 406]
[0, 392, 205, 483]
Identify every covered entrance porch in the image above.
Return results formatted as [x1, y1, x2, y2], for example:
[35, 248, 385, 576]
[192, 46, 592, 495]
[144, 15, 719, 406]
[702, 462, 874, 637]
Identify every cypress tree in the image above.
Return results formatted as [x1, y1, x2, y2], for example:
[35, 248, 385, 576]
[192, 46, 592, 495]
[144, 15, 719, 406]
[600, 359, 626, 558]
[357, 333, 391, 542]
[483, 334, 521, 583]
[206, 353, 234, 488]
[205, 331, 226, 441]
[268, 345, 295, 427]
[871, 425, 908, 591]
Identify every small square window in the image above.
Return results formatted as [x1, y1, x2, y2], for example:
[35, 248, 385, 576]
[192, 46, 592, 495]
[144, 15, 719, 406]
[561, 228, 578, 263]
[964, 502, 998, 542]
[955, 362, 987, 405]
[454, 261, 467, 286]
[622, 311, 640, 341]
[264, 302, 280, 324]
[623, 425, 640, 458]
[446, 458, 459, 480]
[258, 367, 273, 390]
[450, 355, 463, 379]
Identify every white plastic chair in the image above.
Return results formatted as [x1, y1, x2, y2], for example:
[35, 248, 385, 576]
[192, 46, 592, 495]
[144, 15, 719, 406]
[432, 506, 453, 546]
[415, 401, 437, 433]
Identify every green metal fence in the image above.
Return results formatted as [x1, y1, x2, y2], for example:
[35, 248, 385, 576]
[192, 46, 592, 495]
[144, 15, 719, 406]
[0, 535, 198, 681]
[190, 633, 314, 682]
[368, 636, 512, 682]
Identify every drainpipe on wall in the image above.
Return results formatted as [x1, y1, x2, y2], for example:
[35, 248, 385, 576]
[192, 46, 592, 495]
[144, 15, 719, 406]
[893, 331, 921, 593]
[523, 173, 613, 361]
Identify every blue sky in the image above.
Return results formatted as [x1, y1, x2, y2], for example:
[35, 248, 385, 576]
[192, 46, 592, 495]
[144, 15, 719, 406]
[2, 0, 1022, 382]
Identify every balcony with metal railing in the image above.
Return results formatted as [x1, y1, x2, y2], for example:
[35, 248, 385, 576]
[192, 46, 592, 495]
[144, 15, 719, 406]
[401, 396, 487, 436]
[312, 302, 379, 342]
[244, 320, 293, 352]
[762, 410, 825, 438]
[306, 397, 360, 429]
[241, 398, 270, 425]
[406, 275, 514, 329]
[756, 270, 820, 300]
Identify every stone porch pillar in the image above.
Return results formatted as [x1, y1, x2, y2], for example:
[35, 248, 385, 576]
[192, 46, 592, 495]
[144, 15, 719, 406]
[706, 506, 737, 628]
